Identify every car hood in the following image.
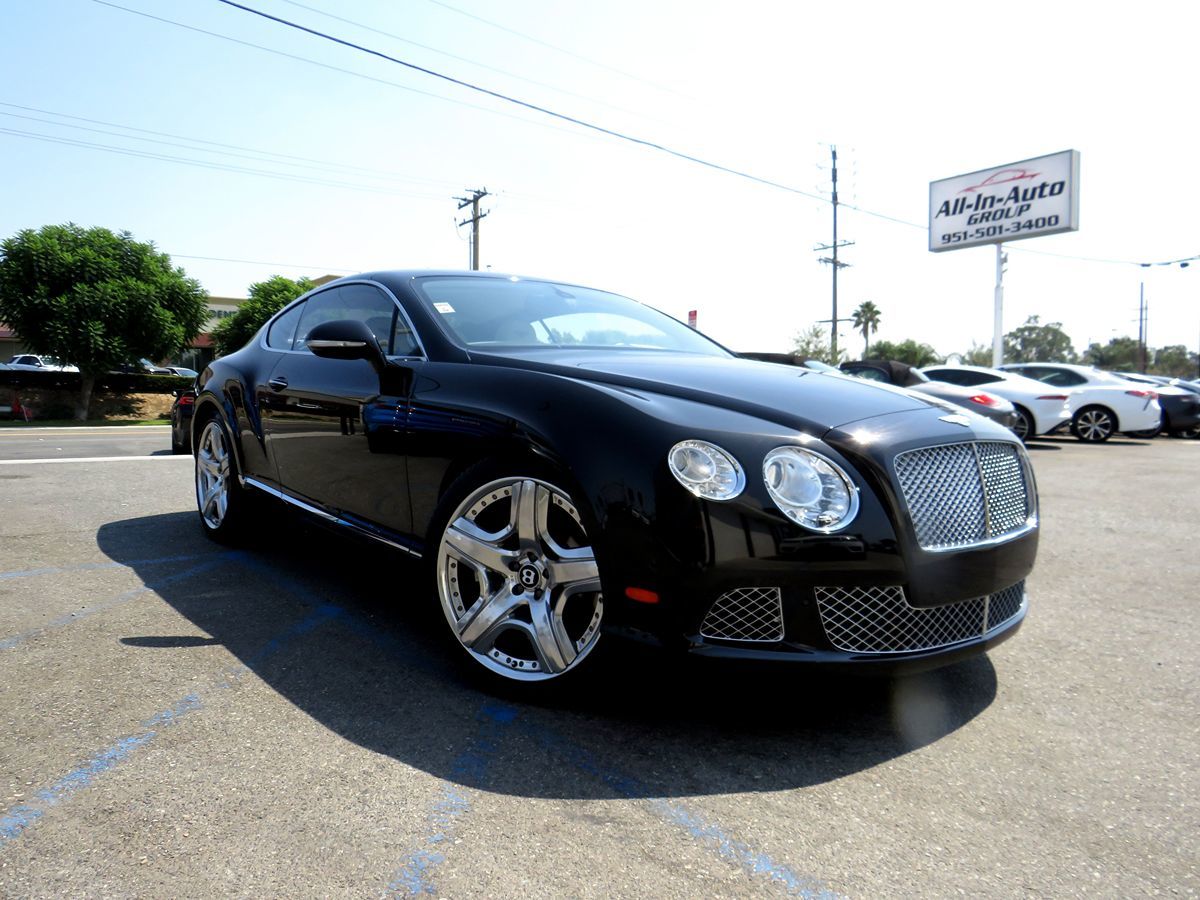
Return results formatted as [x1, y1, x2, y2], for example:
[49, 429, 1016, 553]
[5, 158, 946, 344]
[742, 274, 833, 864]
[471, 349, 943, 432]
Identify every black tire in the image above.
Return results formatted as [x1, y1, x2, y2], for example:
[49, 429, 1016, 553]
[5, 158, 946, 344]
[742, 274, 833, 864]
[170, 420, 190, 455]
[1127, 427, 1162, 440]
[1011, 406, 1034, 442]
[1172, 425, 1200, 440]
[193, 411, 251, 543]
[1070, 406, 1116, 443]
[427, 459, 606, 692]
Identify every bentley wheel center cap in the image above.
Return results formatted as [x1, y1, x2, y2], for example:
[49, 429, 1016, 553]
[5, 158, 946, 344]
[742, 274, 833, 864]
[518, 563, 541, 589]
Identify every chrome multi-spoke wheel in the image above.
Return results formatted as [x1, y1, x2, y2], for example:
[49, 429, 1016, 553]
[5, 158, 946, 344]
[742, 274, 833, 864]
[196, 419, 231, 529]
[194, 414, 253, 543]
[436, 476, 603, 682]
[1071, 406, 1115, 442]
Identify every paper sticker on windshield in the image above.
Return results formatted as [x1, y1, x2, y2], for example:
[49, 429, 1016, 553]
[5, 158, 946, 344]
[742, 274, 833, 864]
[434, 302, 455, 314]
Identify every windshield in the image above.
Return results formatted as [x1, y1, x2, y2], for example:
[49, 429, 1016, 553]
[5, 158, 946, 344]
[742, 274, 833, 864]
[414, 276, 730, 357]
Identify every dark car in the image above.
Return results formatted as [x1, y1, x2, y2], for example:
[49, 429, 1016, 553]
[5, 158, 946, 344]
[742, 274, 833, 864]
[190, 271, 1039, 690]
[1111, 373, 1200, 439]
[840, 359, 1020, 434]
[170, 383, 197, 454]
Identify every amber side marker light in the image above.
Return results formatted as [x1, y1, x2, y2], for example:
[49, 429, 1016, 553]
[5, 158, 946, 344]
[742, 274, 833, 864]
[624, 587, 660, 604]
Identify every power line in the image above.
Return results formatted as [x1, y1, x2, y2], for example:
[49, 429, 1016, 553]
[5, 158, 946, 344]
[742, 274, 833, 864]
[424, 0, 687, 97]
[0, 108, 455, 188]
[91, 0, 593, 145]
[0, 126, 448, 198]
[171, 254, 357, 272]
[88, 0, 1194, 272]
[275, 0, 652, 119]
[0, 100, 460, 188]
[210, 0, 827, 203]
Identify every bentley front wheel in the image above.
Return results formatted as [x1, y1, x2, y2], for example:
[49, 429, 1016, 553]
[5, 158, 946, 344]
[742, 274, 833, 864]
[434, 474, 604, 684]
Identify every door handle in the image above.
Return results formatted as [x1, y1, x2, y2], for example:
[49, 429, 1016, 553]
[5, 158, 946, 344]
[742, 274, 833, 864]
[268, 376, 289, 391]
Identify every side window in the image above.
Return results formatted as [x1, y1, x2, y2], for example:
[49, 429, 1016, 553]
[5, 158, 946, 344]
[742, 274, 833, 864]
[843, 366, 887, 382]
[1047, 370, 1087, 387]
[267, 301, 305, 351]
[391, 314, 421, 357]
[925, 368, 964, 385]
[951, 370, 999, 387]
[294, 285, 400, 354]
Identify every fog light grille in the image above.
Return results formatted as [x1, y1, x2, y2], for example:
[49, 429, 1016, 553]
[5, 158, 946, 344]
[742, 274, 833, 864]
[986, 581, 1024, 629]
[700, 587, 784, 642]
[815, 581, 1026, 654]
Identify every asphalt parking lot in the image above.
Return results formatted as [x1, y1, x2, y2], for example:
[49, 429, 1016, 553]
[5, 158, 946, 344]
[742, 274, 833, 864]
[1, 427, 1197, 898]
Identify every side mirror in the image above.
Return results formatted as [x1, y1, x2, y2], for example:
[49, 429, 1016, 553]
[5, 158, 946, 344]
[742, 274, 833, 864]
[306, 319, 386, 373]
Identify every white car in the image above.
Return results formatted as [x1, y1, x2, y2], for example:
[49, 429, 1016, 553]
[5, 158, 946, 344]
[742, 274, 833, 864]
[920, 364, 1074, 441]
[6, 354, 80, 373]
[998, 363, 1161, 442]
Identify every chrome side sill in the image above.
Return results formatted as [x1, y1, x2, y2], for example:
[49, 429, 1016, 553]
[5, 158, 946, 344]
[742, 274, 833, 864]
[243, 476, 423, 559]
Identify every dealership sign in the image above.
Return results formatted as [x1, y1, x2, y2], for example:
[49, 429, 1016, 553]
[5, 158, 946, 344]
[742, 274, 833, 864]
[929, 150, 1079, 252]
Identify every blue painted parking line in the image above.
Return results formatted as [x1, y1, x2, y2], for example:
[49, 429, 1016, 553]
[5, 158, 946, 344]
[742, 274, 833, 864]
[0, 554, 239, 652]
[0, 594, 347, 850]
[0, 695, 203, 846]
[385, 702, 519, 897]
[522, 724, 842, 898]
[0, 553, 207, 582]
[229, 553, 836, 896]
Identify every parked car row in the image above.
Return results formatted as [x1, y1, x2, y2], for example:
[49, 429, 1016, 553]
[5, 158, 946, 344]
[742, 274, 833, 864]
[5, 354, 80, 373]
[838, 359, 1022, 434]
[918, 364, 1074, 440]
[915, 362, 1199, 443]
[5, 355, 198, 377]
[742, 355, 1192, 444]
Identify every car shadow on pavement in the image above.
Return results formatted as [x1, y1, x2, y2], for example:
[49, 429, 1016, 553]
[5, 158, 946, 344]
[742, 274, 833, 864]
[99, 510, 999, 801]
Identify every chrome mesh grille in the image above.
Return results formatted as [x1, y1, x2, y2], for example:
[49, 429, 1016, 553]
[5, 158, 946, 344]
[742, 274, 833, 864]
[700, 587, 784, 642]
[894, 441, 1031, 550]
[815, 581, 1026, 654]
[977, 443, 1030, 536]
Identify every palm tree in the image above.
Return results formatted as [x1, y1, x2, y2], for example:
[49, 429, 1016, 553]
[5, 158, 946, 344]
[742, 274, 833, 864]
[852, 301, 881, 357]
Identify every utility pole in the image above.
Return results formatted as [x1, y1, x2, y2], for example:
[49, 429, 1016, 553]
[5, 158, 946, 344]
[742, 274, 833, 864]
[455, 187, 490, 270]
[815, 146, 853, 361]
[1137, 282, 1148, 372]
[993, 244, 1008, 367]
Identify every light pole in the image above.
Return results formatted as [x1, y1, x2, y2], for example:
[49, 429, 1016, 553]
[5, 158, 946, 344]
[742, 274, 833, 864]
[1141, 257, 1198, 378]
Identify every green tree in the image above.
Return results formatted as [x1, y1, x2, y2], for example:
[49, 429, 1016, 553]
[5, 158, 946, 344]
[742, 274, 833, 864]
[1149, 344, 1197, 378]
[1003, 315, 1077, 363]
[1082, 336, 1140, 371]
[866, 339, 942, 367]
[0, 223, 207, 420]
[791, 324, 843, 365]
[851, 301, 881, 357]
[961, 342, 995, 366]
[211, 274, 315, 357]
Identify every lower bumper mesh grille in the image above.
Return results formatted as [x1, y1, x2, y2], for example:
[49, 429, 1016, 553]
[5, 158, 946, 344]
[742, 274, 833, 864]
[700, 587, 784, 642]
[815, 580, 1026, 654]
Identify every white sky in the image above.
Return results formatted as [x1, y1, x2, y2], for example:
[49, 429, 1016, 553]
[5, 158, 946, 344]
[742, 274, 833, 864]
[2, 0, 1197, 359]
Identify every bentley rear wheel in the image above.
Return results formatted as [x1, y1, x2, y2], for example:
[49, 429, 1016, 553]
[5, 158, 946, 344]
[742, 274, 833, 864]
[434, 473, 604, 684]
[194, 415, 249, 543]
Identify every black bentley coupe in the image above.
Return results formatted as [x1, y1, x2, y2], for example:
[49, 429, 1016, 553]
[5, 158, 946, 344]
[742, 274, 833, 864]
[191, 271, 1039, 687]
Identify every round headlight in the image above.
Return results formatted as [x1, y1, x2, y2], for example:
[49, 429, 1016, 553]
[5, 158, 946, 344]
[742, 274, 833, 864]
[667, 440, 745, 500]
[762, 446, 859, 531]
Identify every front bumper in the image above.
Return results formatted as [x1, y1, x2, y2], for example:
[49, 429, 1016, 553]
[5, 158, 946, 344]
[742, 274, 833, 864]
[601, 419, 1038, 673]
